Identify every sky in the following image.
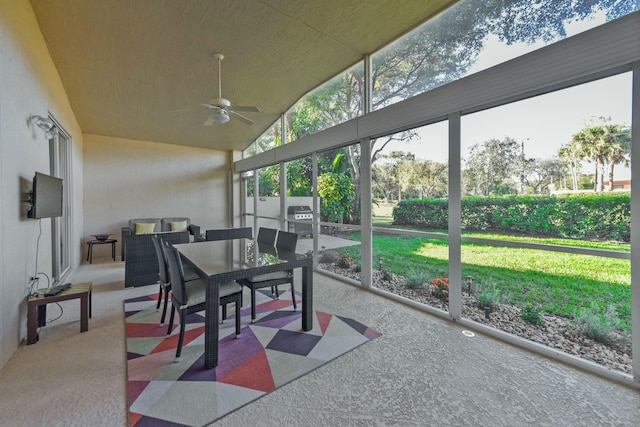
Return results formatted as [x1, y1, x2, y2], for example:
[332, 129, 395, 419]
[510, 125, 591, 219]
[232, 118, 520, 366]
[381, 11, 633, 180]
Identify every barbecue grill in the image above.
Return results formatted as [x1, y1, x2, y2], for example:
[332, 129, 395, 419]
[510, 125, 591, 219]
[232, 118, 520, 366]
[287, 205, 313, 236]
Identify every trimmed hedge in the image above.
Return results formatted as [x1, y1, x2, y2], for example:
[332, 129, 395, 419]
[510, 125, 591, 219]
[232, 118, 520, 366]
[393, 193, 630, 242]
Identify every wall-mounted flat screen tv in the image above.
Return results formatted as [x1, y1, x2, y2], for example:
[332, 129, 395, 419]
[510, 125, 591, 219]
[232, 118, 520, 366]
[27, 172, 63, 219]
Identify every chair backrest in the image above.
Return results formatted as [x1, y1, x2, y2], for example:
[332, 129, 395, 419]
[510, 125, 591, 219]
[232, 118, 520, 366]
[205, 227, 253, 241]
[276, 231, 298, 252]
[257, 227, 278, 245]
[163, 240, 187, 306]
[151, 234, 169, 284]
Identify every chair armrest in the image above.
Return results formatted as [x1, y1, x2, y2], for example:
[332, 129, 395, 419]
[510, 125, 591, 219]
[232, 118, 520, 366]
[189, 224, 201, 238]
[121, 227, 132, 260]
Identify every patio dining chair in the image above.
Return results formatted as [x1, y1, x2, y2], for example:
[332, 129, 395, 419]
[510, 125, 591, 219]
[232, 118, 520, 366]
[257, 227, 278, 245]
[238, 230, 299, 323]
[164, 240, 242, 362]
[205, 227, 252, 241]
[151, 234, 200, 325]
[204, 226, 253, 310]
[256, 227, 279, 295]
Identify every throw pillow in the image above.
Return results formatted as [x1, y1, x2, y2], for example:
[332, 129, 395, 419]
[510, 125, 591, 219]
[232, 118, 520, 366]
[135, 222, 156, 235]
[170, 220, 188, 232]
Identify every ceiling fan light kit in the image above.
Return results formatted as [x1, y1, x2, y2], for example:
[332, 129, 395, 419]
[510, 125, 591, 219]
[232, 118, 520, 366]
[201, 52, 260, 126]
[209, 111, 230, 123]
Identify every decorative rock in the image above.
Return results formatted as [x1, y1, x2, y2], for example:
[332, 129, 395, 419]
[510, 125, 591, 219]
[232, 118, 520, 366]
[320, 262, 634, 375]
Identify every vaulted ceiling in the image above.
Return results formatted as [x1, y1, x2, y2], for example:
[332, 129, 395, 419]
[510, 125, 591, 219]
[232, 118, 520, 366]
[30, 0, 458, 152]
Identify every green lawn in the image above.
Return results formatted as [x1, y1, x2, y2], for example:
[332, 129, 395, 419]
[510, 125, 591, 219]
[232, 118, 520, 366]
[372, 201, 396, 226]
[334, 232, 632, 329]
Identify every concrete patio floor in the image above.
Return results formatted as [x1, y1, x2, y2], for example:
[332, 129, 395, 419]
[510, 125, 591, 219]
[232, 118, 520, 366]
[1, 259, 639, 426]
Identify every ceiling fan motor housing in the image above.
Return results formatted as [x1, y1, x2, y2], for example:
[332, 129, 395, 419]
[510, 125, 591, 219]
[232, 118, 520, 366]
[209, 97, 230, 108]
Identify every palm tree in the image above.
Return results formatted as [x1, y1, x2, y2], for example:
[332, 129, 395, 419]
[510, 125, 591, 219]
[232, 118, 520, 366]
[570, 119, 630, 192]
[572, 126, 608, 192]
[603, 124, 631, 191]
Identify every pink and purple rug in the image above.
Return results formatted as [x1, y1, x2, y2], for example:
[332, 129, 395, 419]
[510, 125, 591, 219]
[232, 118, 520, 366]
[125, 290, 380, 426]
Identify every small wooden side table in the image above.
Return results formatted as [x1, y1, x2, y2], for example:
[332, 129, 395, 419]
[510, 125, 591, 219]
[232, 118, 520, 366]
[86, 239, 117, 263]
[27, 282, 92, 345]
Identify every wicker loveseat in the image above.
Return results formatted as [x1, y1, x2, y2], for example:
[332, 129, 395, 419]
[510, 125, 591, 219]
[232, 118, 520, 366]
[121, 217, 201, 288]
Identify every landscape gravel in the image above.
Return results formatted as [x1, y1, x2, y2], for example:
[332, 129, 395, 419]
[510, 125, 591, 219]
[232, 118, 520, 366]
[320, 263, 633, 375]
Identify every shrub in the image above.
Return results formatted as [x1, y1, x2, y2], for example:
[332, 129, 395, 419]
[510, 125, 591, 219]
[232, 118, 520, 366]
[380, 268, 392, 281]
[432, 277, 449, 301]
[393, 194, 631, 242]
[475, 284, 501, 310]
[520, 303, 545, 326]
[317, 172, 355, 223]
[336, 252, 355, 268]
[573, 302, 620, 344]
[319, 250, 338, 264]
[406, 269, 430, 289]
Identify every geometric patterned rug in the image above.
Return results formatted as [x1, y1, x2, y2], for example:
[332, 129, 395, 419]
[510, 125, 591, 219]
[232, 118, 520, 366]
[124, 289, 381, 426]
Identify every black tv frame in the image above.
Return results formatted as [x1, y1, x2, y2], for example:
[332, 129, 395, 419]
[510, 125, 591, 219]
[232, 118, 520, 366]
[27, 172, 63, 219]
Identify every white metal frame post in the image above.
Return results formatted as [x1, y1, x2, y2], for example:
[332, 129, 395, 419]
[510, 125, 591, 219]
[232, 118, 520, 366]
[312, 152, 319, 266]
[253, 167, 259, 233]
[631, 60, 639, 381]
[229, 150, 244, 229]
[363, 55, 372, 114]
[360, 55, 373, 287]
[448, 112, 462, 320]
[240, 170, 248, 229]
[361, 137, 373, 287]
[279, 161, 287, 231]
[280, 113, 287, 231]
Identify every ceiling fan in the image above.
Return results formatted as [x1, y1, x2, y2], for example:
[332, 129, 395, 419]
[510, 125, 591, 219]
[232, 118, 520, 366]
[201, 53, 260, 125]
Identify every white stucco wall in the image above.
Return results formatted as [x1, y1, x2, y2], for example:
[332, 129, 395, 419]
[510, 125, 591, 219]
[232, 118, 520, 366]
[0, 1, 232, 370]
[83, 134, 231, 258]
[0, 0, 84, 368]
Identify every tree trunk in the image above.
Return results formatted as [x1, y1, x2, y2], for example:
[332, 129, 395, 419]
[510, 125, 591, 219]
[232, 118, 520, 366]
[347, 145, 360, 224]
[571, 161, 578, 190]
[596, 155, 605, 192]
[285, 114, 294, 142]
[607, 160, 615, 191]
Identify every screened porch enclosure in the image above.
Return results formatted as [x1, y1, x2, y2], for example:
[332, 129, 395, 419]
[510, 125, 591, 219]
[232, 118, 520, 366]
[237, 9, 640, 386]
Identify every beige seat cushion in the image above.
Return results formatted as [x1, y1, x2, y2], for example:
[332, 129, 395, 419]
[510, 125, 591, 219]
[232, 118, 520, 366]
[219, 281, 243, 298]
[183, 279, 241, 307]
[246, 271, 290, 282]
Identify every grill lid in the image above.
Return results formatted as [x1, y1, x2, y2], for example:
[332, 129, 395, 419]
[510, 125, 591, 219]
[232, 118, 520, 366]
[287, 205, 312, 214]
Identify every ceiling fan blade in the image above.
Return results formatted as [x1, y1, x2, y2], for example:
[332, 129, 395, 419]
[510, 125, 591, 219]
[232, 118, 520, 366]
[203, 116, 215, 126]
[227, 105, 260, 113]
[229, 110, 254, 125]
[201, 103, 218, 109]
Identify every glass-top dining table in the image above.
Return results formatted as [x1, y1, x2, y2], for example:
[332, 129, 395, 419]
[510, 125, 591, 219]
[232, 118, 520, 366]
[174, 238, 313, 369]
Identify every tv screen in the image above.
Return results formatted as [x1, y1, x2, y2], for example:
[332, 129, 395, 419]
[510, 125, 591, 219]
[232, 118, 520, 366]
[27, 172, 63, 219]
